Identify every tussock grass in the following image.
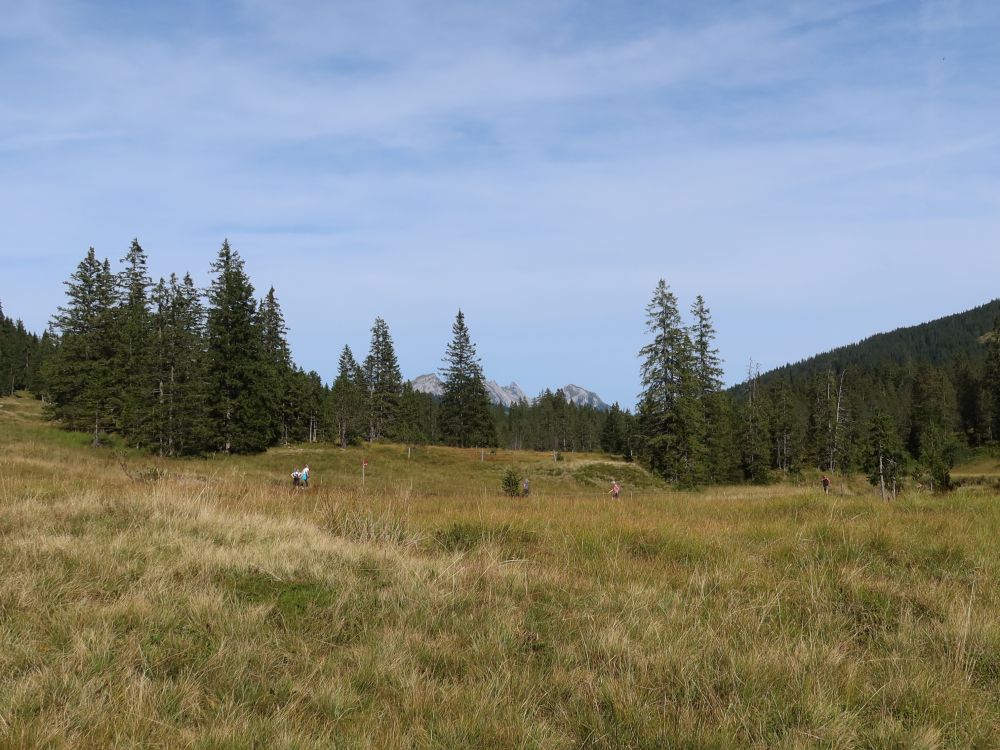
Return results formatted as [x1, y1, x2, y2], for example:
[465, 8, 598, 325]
[3, 396, 1000, 747]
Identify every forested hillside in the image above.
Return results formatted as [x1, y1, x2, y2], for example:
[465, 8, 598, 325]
[757, 299, 1000, 388]
[732, 299, 1000, 492]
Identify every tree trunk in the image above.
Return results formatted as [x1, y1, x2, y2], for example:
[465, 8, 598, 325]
[879, 451, 887, 502]
[830, 369, 847, 472]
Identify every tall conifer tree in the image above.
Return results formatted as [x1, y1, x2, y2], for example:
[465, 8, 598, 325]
[114, 239, 154, 445]
[600, 402, 627, 455]
[689, 295, 734, 482]
[637, 280, 704, 485]
[205, 240, 273, 453]
[739, 362, 771, 483]
[258, 287, 293, 443]
[439, 310, 496, 448]
[44, 248, 118, 444]
[150, 273, 209, 455]
[363, 317, 402, 441]
[863, 410, 906, 500]
[330, 345, 365, 448]
[985, 318, 1000, 442]
[690, 296, 723, 394]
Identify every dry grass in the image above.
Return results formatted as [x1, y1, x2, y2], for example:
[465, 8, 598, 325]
[3, 394, 1000, 747]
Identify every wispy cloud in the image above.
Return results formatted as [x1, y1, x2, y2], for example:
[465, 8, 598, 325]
[1, 0, 999, 403]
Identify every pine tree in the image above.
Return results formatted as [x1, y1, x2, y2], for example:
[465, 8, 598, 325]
[113, 239, 155, 445]
[704, 392, 740, 482]
[807, 369, 848, 471]
[26, 330, 57, 396]
[0, 301, 43, 396]
[863, 410, 906, 501]
[258, 287, 293, 443]
[362, 317, 403, 442]
[690, 295, 723, 394]
[689, 295, 730, 482]
[739, 362, 771, 483]
[637, 280, 704, 485]
[769, 381, 802, 474]
[398, 381, 433, 449]
[150, 273, 209, 455]
[302, 370, 327, 443]
[600, 402, 627, 455]
[439, 310, 496, 448]
[909, 366, 957, 491]
[44, 248, 119, 444]
[985, 317, 1000, 443]
[204, 240, 273, 453]
[330, 345, 365, 448]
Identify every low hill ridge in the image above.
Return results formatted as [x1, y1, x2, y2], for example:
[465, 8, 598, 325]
[753, 298, 1000, 386]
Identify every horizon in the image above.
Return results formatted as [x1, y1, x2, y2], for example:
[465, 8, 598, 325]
[3, 1, 999, 406]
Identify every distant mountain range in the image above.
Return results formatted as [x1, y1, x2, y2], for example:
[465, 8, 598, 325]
[411, 373, 609, 410]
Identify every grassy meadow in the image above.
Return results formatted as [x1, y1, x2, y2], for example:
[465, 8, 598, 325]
[3, 394, 1000, 747]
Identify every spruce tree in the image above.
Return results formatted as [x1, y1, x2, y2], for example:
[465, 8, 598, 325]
[768, 381, 802, 474]
[398, 381, 432, 448]
[0, 302, 42, 396]
[637, 280, 704, 485]
[909, 366, 957, 491]
[204, 240, 273, 453]
[689, 295, 733, 482]
[690, 295, 723, 394]
[439, 310, 496, 448]
[863, 410, 906, 500]
[362, 317, 402, 442]
[301, 370, 327, 442]
[739, 363, 771, 483]
[258, 287, 293, 443]
[600, 402, 627, 455]
[113, 239, 155, 445]
[150, 273, 209, 455]
[44, 248, 119, 444]
[330, 345, 365, 448]
[985, 317, 1000, 442]
[807, 370, 842, 470]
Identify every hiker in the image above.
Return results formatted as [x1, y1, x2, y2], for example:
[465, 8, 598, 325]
[291, 469, 301, 489]
[301, 465, 310, 488]
[522, 478, 530, 497]
[609, 480, 621, 500]
[821, 474, 831, 494]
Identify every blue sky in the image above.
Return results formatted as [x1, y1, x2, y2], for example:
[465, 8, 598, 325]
[2, 0, 999, 406]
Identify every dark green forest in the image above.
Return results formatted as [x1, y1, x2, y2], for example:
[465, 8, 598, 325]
[727, 299, 1000, 492]
[5, 240, 999, 492]
[0, 301, 53, 396]
[4, 242, 621, 458]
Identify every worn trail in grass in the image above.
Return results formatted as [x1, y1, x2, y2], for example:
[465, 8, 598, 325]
[2, 395, 1000, 748]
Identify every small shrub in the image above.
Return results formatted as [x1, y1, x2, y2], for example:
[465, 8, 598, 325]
[501, 467, 522, 497]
